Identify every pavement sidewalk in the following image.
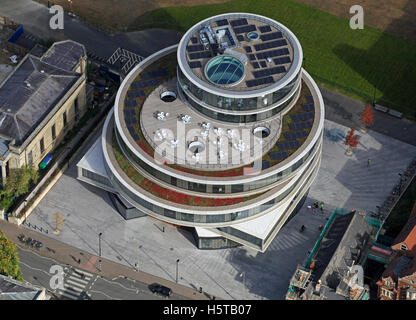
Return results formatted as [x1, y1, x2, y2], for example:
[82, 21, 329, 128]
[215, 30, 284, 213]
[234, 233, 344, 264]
[0, 220, 212, 300]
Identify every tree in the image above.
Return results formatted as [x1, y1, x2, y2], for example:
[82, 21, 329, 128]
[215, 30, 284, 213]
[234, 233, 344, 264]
[0, 231, 23, 281]
[361, 105, 374, 129]
[0, 166, 38, 211]
[345, 127, 359, 155]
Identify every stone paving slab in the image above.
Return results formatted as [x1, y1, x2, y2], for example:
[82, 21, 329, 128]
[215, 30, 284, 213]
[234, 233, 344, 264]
[23, 119, 416, 299]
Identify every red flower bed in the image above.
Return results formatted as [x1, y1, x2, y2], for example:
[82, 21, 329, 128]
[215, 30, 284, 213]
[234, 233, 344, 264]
[139, 176, 246, 207]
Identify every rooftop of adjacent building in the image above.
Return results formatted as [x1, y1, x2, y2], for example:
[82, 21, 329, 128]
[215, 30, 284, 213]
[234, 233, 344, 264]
[0, 274, 46, 300]
[0, 40, 86, 147]
[392, 201, 416, 256]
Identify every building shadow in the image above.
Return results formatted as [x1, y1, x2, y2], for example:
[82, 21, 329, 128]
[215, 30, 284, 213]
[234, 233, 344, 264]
[332, 0, 416, 118]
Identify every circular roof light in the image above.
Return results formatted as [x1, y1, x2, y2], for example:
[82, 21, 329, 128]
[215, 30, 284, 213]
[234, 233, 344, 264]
[247, 31, 259, 40]
[205, 55, 245, 87]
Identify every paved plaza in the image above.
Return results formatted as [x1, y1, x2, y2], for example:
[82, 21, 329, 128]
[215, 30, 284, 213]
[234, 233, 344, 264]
[24, 119, 416, 300]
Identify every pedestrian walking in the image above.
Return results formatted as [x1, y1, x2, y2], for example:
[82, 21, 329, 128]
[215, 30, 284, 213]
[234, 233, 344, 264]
[320, 202, 324, 213]
[367, 159, 371, 167]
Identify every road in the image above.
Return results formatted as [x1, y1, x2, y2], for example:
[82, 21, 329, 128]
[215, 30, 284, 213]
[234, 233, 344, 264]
[0, 0, 182, 61]
[18, 246, 186, 300]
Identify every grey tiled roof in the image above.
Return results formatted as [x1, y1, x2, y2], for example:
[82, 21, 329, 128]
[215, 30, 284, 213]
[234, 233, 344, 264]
[0, 54, 80, 145]
[41, 40, 86, 72]
[0, 275, 43, 300]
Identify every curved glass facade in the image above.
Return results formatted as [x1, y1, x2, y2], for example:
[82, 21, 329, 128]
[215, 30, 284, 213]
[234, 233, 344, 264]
[180, 83, 299, 123]
[177, 67, 301, 113]
[116, 125, 322, 195]
[105, 141, 321, 225]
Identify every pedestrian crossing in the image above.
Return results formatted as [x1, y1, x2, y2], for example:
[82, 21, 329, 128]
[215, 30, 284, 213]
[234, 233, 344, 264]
[56, 267, 96, 300]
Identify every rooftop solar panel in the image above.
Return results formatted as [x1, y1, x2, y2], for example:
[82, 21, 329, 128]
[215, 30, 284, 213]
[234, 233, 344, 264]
[289, 121, 313, 130]
[256, 48, 289, 60]
[252, 62, 259, 69]
[246, 80, 257, 88]
[249, 54, 256, 61]
[125, 100, 137, 108]
[125, 117, 136, 124]
[216, 19, 228, 26]
[262, 160, 270, 169]
[237, 35, 244, 42]
[230, 18, 248, 27]
[260, 32, 283, 41]
[244, 46, 252, 53]
[127, 126, 135, 135]
[273, 56, 291, 65]
[259, 25, 272, 33]
[306, 95, 314, 103]
[234, 25, 256, 34]
[302, 103, 314, 112]
[270, 151, 288, 160]
[291, 112, 314, 122]
[254, 39, 287, 51]
[278, 140, 300, 150]
[189, 51, 212, 60]
[260, 61, 267, 68]
[186, 44, 204, 52]
[191, 37, 198, 44]
[189, 61, 202, 68]
[253, 66, 286, 78]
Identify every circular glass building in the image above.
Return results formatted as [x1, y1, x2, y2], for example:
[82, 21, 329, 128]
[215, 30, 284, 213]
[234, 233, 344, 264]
[78, 13, 325, 252]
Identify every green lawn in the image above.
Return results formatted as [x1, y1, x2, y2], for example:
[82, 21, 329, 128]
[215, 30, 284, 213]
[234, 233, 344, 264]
[129, 0, 416, 120]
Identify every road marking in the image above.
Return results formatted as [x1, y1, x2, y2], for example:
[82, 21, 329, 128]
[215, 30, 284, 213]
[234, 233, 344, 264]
[65, 284, 83, 293]
[60, 290, 79, 300]
[73, 268, 94, 277]
[66, 279, 88, 288]
[69, 273, 91, 282]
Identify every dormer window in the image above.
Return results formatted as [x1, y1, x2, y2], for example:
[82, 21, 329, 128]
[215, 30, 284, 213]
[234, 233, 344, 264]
[400, 244, 408, 251]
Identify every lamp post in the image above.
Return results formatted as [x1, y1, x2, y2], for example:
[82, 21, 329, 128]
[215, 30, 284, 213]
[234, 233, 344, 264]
[98, 232, 102, 271]
[176, 259, 180, 283]
[67, 0, 73, 12]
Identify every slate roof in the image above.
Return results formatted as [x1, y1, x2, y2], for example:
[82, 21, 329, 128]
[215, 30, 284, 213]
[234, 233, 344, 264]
[312, 211, 376, 289]
[40, 40, 86, 72]
[0, 274, 44, 300]
[392, 201, 416, 256]
[0, 54, 80, 145]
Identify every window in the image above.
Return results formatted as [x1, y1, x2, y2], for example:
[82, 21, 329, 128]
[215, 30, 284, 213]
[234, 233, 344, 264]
[382, 289, 393, 298]
[63, 111, 67, 128]
[27, 150, 33, 166]
[406, 291, 416, 300]
[74, 97, 79, 121]
[39, 138, 45, 155]
[51, 124, 56, 140]
[400, 244, 408, 251]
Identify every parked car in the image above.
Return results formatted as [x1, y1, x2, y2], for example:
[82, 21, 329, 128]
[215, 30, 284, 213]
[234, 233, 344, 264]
[149, 283, 172, 297]
[18, 234, 25, 242]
